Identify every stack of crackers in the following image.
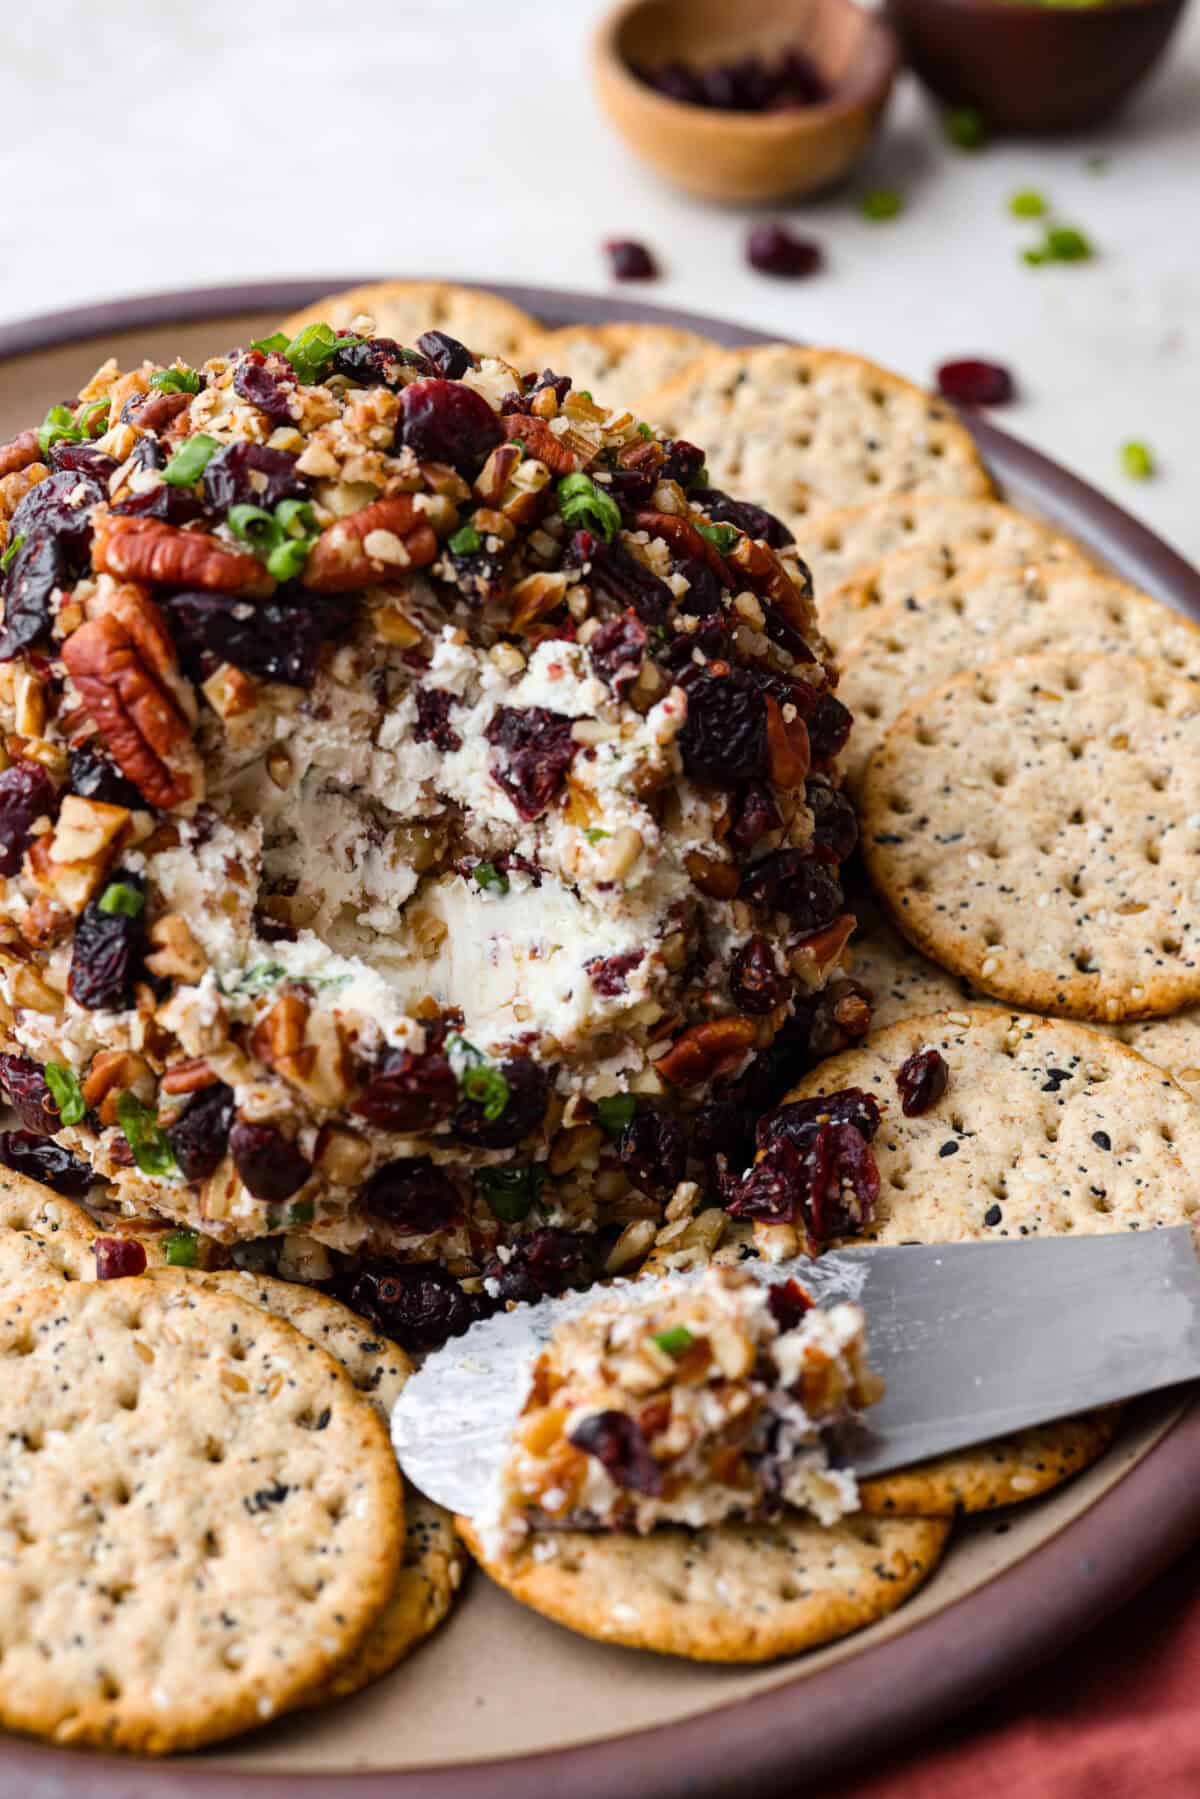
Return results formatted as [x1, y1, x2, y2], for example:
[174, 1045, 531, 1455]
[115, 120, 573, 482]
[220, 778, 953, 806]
[0, 278, 1195, 1753]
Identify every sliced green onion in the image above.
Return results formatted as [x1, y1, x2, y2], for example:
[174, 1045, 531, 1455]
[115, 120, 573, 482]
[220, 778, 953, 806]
[596, 1094, 636, 1136]
[461, 1062, 510, 1121]
[250, 332, 290, 355]
[477, 1163, 545, 1223]
[98, 882, 144, 918]
[1, 534, 25, 573]
[35, 400, 107, 457]
[165, 1230, 200, 1267]
[449, 524, 483, 556]
[76, 400, 110, 439]
[637, 422, 653, 440]
[1121, 440, 1155, 481]
[652, 1325, 694, 1356]
[116, 1092, 177, 1178]
[227, 503, 278, 548]
[474, 861, 509, 894]
[944, 106, 987, 150]
[860, 188, 903, 222]
[1045, 224, 1093, 261]
[557, 472, 621, 542]
[149, 366, 203, 395]
[44, 1062, 85, 1126]
[265, 537, 312, 582]
[163, 433, 220, 487]
[234, 961, 288, 993]
[275, 498, 316, 538]
[283, 322, 362, 386]
[584, 827, 610, 844]
[1009, 189, 1048, 219]
[695, 521, 739, 555]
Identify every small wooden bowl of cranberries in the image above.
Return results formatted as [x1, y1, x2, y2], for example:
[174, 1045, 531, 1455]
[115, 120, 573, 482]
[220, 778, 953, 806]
[594, 0, 900, 203]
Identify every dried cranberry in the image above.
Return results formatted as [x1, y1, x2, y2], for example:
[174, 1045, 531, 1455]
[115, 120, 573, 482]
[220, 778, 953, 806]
[618, 1111, 685, 1196]
[0, 1130, 92, 1197]
[936, 359, 1015, 407]
[896, 1047, 949, 1117]
[363, 1158, 460, 1234]
[397, 379, 502, 472]
[50, 442, 118, 481]
[234, 351, 297, 422]
[730, 781, 783, 851]
[660, 615, 732, 678]
[807, 780, 858, 863]
[413, 687, 462, 752]
[202, 441, 306, 514]
[678, 668, 768, 784]
[569, 1410, 663, 1495]
[69, 870, 145, 1011]
[68, 745, 143, 811]
[746, 224, 823, 280]
[167, 1081, 234, 1182]
[453, 1056, 550, 1150]
[482, 1226, 591, 1305]
[486, 706, 576, 821]
[526, 369, 573, 406]
[768, 1277, 814, 1333]
[587, 948, 645, 997]
[565, 531, 672, 629]
[10, 466, 106, 551]
[163, 591, 327, 689]
[353, 1049, 458, 1133]
[693, 1093, 754, 1166]
[0, 760, 56, 876]
[0, 467, 108, 659]
[94, 1237, 148, 1280]
[673, 554, 723, 617]
[415, 331, 474, 378]
[740, 849, 842, 936]
[446, 536, 509, 606]
[112, 485, 209, 527]
[229, 1120, 311, 1203]
[605, 240, 658, 281]
[661, 440, 706, 488]
[807, 692, 853, 769]
[606, 463, 658, 513]
[588, 611, 647, 698]
[729, 935, 787, 1015]
[726, 1136, 801, 1225]
[691, 486, 794, 549]
[0, 1054, 59, 1133]
[332, 335, 419, 387]
[347, 1262, 481, 1351]
[758, 1088, 882, 1154]
[636, 47, 827, 111]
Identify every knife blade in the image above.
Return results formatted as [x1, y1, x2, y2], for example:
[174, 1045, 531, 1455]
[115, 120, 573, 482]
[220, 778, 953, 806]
[390, 1226, 1200, 1520]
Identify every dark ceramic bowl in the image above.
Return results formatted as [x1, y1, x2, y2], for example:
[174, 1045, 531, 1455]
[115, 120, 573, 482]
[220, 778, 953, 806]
[887, 0, 1190, 133]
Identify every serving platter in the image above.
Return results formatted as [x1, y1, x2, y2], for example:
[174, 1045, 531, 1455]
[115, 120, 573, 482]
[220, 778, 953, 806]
[0, 278, 1197, 1798]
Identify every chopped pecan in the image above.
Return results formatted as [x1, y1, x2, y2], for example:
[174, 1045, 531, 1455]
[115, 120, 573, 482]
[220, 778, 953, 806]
[508, 572, 568, 635]
[0, 462, 49, 525]
[62, 610, 194, 810]
[160, 1057, 219, 1096]
[83, 1048, 155, 1125]
[303, 495, 437, 593]
[0, 432, 41, 480]
[790, 913, 857, 980]
[252, 993, 354, 1109]
[684, 850, 741, 901]
[727, 536, 811, 637]
[764, 695, 810, 790]
[127, 391, 192, 435]
[656, 1016, 757, 1087]
[93, 515, 274, 600]
[502, 414, 579, 477]
[474, 443, 523, 506]
[634, 510, 732, 586]
[145, 913, 207, 983]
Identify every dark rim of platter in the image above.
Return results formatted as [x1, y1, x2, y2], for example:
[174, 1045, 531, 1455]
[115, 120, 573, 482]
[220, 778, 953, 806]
[0, 277, 1196, 1799]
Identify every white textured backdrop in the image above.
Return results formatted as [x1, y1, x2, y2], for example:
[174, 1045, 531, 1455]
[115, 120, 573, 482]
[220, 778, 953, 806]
[1, 1, 1197, 556]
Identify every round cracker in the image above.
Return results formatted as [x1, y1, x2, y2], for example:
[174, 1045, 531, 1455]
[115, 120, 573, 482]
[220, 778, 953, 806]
[0, 1224, 93, 1299]
[858, 1411, 1120, 1517]
[862, 652, 1200, 1020]
[0, 1280, 402, 1754]
[278, 280, 538, 361]
[457, 1513, 950, 1664]
[640, 344, 993, 535]
[526, 322, 711, 418]
[0, 1169, 95, 1240]
[776, 1007, 1200, 1243]
[841, 565, 1200, 790]
[1114, 1007, 1200, 1099]
[848, 910, 979, 1032]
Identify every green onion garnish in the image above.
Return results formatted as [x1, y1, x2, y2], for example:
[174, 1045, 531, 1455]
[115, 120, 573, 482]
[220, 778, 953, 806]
[449, 524, 483, 556]
[149, 366, 202, 395]
[228, 498, 318, 581]
[944, 106, 987, 150]
[250, 332, 290, 355]
[860, 188, 903, 222]
[695, 522, 739, 555]
[1, 535, 25, 573]
[451, 1038, 510, 1121]
[474, 861, 509, 894]
[165, 1231, 200, 1267]
[596, 1094, 636, 1135]
[1010, 189, 1048, 219]
[282, 322, 363, 386]
[35, 399, 110, 458]
[637, 422, 653, 440]
[652, 1325, 694, 1356]
[116, 1092, 177, 1178]
[1121, 440, 1155, 481]
[557, 471, 622, 542]
[233, 961, 288, 993]
[44, 1062, 86, 1126]
[98, 882, 144, 918]
[477, 1163, 545, 1223]
[584, 828, 610, 844]
[163, 433, 220, 487]
[1023, 224, 1094, 266]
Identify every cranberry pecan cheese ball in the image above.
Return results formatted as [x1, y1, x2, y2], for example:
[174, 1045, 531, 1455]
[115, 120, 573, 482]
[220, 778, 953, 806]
[0, 320, 859, 1323]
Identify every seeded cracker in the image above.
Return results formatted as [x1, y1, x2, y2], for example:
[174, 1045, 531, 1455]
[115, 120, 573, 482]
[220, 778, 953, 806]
[857, 1412, 1120, 1516]
[862, 653, 1200, 1019]
[0, 1169, 95, 1240]
[840, 565, 1200, 789]
[640, 345, 993, 535]
[457, 1513, 949, 1662]
[0, 1280, 402, 1753]
[524, 323, 712, 418]
[279, 280, 539, 361]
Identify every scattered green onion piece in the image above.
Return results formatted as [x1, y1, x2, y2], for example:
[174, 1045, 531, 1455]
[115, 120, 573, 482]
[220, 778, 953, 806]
[163, 433, 220, 487]
[116, 1092, 177, 1178]
[584, 828, 610, 844]
[149, 366, 203, 395]
[288, 1199, 315, 1226]
[44, 1062, 86, 1126]
[1009, 189, 1048, 219]
[35, 400, 108, 457]
[596, 1094, 636, 1135]
[557, 472, 621, 542]
[250, 333, 291, 355]
[165, 1231, 200, 1267]
[235, 962, 288, 993]
[283, 322, 363, 386]
[275, 498, 316, 538]
[694, 465, 710, 488]
[227, 503, 279, 549]
[1, 534, 25, 573]
[474, 861, 509, 894]
[1045, 225, 1093, 262]
[637, 422, 653, 440]
[695, 522, 739, 555]
[860, 188, 903, 222]
[477, 1163, 545, 1223]
[652, 1325, 694, 1357]
[77, 400, 110, 438]
[449, 524, 483, 555]
[944, 106, 987, 150]
[98, 882, 145, 918]
[1121, 440, 1155, 481]
[265, 537, 311, 582]
[461, 1062, 510, 1121]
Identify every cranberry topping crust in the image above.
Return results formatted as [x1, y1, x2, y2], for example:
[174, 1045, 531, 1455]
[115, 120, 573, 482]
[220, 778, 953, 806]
[604, 240, 659, 282]
[233, 349, 298, 423]
[618, 1110, 686, 1196]
[363, 1158, 461, 1234]
[729, 934, 787, 1014]
[485, 706, 577, 821]
[0, 1129, 92, 1196]
[167, 1081, 234, 1182]
[345, 1261, 482, 1351]
[569, 1408, 664, 1494]
[588, 610, 648, 697]
[587, 948, 645, 996]
[936, 359, 1016, 407]
[229, 1120, 311, 1203]
[453, 1056, 551, 1150]
[767, 1276, 814, 1333]
[0, 761, 57, 877]
[483, 1226, 593, 1306]
[896, 1047, 950, 1117]
[94, 1236, 148, 1280]
[352, 1048, 459, 1133]
[0, 1053, 60, 1134]
[69, 869, 146, 1011]
[397, 378, 503, 471]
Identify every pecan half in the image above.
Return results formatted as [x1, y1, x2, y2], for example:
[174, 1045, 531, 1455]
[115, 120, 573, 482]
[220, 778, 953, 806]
[62, 609, 194, 810]
[656, 1016, 757, 1087]
[303, 495, 437, 593]
[127, 391, 192, 435]
[93, 515, 274, 600]
[502, 414, 579, 477]
[790, 913, 856, 981]
[727, 537, 811, 636]
[684, 850, 740, 901]
[634, 511, 732, 586]
[763, 695, 810, 790]
[0, 432, 40, 480]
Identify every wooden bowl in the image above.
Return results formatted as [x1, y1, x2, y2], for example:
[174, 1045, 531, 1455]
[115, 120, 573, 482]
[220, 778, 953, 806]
[593, 0, 900, 204]
[887, 0, 1190, 134]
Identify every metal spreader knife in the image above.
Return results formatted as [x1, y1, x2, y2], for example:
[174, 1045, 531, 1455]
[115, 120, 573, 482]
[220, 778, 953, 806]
[391, 1227, 1200, 1521]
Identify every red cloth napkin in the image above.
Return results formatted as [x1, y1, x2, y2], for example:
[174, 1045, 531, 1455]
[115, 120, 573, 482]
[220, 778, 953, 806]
[832, 1541, 1200, 1799]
